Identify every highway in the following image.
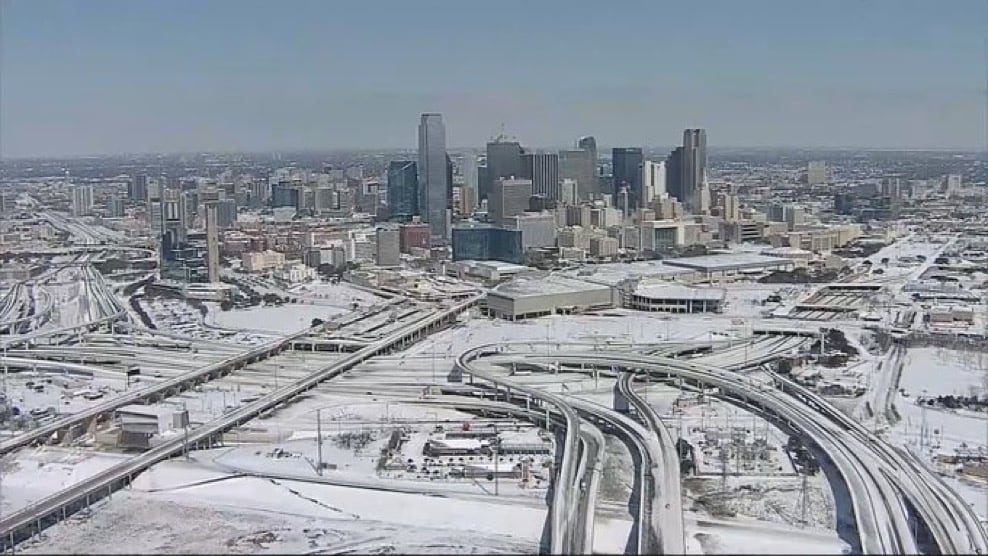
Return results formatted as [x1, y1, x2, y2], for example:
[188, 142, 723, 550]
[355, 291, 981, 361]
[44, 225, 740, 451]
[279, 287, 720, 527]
[461, 343, 925, 554]
[618, 373, 685, 554]
[0, 294, 481, 549]
[490, 345, 988, 554]
[455, 347, 584, 555]
[0, 299, 404, 456]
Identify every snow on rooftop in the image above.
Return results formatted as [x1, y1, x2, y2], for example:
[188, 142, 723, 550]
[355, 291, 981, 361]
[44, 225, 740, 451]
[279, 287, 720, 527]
[665, 253, 794, 271]
[633, 282, 725, 301]
[455, 260, 530, 272]
[559, 261, 691, 286]
[491, 275, 610, 298]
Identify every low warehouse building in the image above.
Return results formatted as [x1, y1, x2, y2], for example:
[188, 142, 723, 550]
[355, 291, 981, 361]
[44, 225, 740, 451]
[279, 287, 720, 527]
[484, 275, 614, 320]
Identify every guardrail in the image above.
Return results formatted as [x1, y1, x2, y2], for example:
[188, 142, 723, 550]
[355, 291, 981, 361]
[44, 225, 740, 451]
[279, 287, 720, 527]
[0, 295, 481, 548]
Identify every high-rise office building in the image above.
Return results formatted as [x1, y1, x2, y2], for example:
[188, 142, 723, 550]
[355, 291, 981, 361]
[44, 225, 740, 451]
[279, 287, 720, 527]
[681, 129, 707, 214]
[71, 185, 93, 217]
[461, 153, 479, 211]
[577, 135, 598, 196]
[105, 196, 126, 218]
[612, 147, 644, 210]
[271, 182, 301, 209]
[129, 174, 148, 202]
[375, 226, 401, 267]
[417, 113, 449, 240]
[522, 152, 560, 200]
[484, 140, 525, 201]
[559, 148, 595, 202]
[665, 147, 683, 203]
[489, 178, 533, 225]
[387, 160, 418, 220]
[215, 198, 237, 229]
[642, 161, 666, 206]
[205, 203, 220, 283]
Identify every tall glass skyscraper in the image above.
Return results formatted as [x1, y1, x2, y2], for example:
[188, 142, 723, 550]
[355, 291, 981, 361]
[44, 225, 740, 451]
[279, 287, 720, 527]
[577, 136, 598, 198]
[417, 113, 449, 240]
[387, 160, 418, 221]
[682, 128, 707, 213]
[612, 147, 644, 209]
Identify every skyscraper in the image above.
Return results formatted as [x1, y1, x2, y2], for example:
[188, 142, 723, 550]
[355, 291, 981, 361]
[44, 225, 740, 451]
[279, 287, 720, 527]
[665, 147, 683, 203]
[461, 153, 479, 211]
[129, 174, 148, 202]
[71, 185, 93, 217]
[577, 136, 598, 198]
[642, 160, 666, 206]
[386, 160, 418, 220]
[559, 148, 595, 202]
[205, 202, 220, 283]
[681, 128, 707, 214]
[417, 113, 449, 240]
[484, 140, 525, 201]
[612, 147, 644, 210]
[522, 152, 560, 200]
[489, 178, 533, 225]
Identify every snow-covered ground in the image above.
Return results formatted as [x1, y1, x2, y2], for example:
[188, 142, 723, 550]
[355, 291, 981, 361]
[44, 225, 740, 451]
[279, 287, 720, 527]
[206, 303, 348, 334]
[890, 346, 988, 519]
[0, 447, 130, 515]
[20, 458, 546, 555]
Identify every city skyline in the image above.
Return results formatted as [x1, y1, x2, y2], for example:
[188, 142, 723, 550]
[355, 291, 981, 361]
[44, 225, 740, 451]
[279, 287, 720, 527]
[1, 0, 988, 158]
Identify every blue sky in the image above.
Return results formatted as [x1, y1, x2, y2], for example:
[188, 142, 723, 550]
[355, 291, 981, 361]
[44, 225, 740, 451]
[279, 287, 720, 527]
[1, 0, 986, 157]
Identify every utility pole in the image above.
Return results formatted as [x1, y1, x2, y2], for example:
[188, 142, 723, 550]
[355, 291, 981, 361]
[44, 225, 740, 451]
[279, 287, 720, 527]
[493, 423, 499, 496]
[800, 472, 808, 526]
[316, 409, 324, 476]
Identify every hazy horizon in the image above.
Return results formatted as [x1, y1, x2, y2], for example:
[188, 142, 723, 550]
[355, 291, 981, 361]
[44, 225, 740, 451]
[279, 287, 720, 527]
[2, 0, 987, 158]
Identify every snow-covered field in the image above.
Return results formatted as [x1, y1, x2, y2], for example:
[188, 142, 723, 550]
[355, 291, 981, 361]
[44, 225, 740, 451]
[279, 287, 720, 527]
[0, 447, 130, 515]
[20, 458, 545, 555]
[206, 303, 348, 334]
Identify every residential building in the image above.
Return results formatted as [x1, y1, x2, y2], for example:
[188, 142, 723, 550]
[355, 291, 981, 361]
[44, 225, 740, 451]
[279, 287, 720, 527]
[71, 185, 93, 217]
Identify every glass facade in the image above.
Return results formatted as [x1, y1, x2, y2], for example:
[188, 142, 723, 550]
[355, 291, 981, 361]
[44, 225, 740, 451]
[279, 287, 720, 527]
[417, 113, 449, 239]
[387, 160, 418, 220]
[451, 225, 523, 264]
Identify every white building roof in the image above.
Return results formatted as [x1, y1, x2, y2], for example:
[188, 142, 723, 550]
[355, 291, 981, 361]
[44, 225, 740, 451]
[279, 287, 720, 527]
[430, 438, 485, 450]
[664, 253, 794, 272]
[632, 283, 725, 301]
[560, 261, 692, 286]
[491, 275, 610, 299]
[456, 260, 530, 273]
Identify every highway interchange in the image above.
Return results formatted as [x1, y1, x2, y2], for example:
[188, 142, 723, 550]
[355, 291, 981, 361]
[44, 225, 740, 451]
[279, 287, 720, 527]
[0, 213, 985, 554]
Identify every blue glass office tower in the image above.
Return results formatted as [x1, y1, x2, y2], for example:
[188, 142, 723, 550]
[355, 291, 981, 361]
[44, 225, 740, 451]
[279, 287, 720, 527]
[417, 113, 449, 240]
[387, 160, 418, 220]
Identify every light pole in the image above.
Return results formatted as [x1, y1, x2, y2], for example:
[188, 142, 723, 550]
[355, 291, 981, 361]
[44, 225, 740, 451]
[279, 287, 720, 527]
[316, 409, 324, 476]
